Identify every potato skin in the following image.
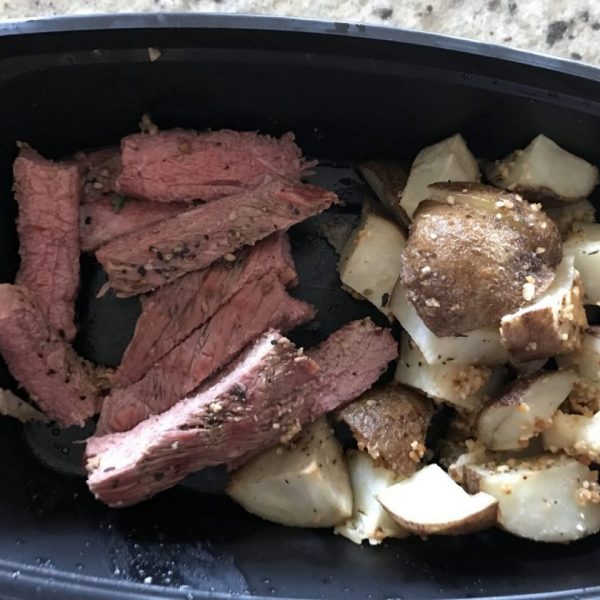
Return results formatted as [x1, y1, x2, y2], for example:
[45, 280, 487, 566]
[336, 383, 433, 477]
[500, 274, 586, 363]
[360, 160, 411, 227]
[400, 201, 557, 336]
[427, 182, 562, 266]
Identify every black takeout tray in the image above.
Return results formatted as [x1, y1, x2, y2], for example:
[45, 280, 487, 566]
[0, 13, 600, 600]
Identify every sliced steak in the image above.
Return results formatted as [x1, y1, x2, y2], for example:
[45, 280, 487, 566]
[0, 285, 101, 427]
[14, 146, 81, 341]
[96, 181, 337, 296]
[228, 318, 398, 469]
[116, 233, 297, 386]
[74, 147, 121, 203]
[86, 331, 318, 506]
[300, 318, 399, 422]
[117, 129, 312, 203]
[80, 197, 188, 252]
[97, 274, 315, 434]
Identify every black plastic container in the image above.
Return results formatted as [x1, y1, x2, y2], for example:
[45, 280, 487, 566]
[0, 14, 600, 600]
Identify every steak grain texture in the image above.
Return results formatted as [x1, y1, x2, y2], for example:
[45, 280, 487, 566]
[80, 197, 188, 252]
[300, 318, 399, 421]
[14, 147, 81, 341]
[118, 129, 311, 203]
[116, 233, 297, 385]
[0, 285, 101, 426]
[96, 274, 315, 433]
[229, 318, 399, 470]
[86, 332, 318, 506]
[96, 181, 337, 296]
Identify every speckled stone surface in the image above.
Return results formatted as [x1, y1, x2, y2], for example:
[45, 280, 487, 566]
[2, 0, 600, 65]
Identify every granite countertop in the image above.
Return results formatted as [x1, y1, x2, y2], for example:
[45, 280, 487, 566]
[2, 0, 600, 65]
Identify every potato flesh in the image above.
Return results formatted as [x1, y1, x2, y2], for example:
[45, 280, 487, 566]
[557, 328, 600, 414]
[477, 370, 576, 451]
[335, 450, 409, 545]
[400, 134, 479, 218]
[499, 255, 587, 363]
[465, 455, 600, 542]
[487, 134, 598, 202]
[542, 411, 600, 461]
[563, 222, 600, 304]
[226, 418, 352, 528]
[394, 333, 505, 411]
[389, 282, 508, 365]
[339, 206, 406, 316]
[377, 464, 497, 535]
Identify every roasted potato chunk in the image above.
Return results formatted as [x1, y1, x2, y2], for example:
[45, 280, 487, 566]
[226, 418, 352, 528]
[339, 203, 406, 317]
[335, 450, 409, 545]
[486, 134, 598, 204]
[337, 383, 433, 477]
[399, 133, 479, 218]
[542, 410, 600, 461]
[563, 222, 600, 305]
[465, 454, 600, 543]
[477, 370, 577, 451]
[395, 332, 506, 411]
[400, 197, 560, 336]
[499, 255, 587, 363]
[359, 160, 410, 226]
[378, 464, 498, 536]
[389, 282, 508, 365]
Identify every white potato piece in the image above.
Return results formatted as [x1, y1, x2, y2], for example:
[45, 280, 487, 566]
[477, 370, 577, 451]
[359, 160, 410, 226]
[400, 133, 479, 218]
[339, 204, 406, 317]
[0, 389, 47, 423]
[486, 134, 598, 203]
[394, 333, 505, 411]
[543, 410, 600, 461]
[465, 454, 600, 542]
[545, 199, 595, 236]
[335, 450, 409, 545]
[557, 327, 600, 414]
[558, 327, 600, 382]
[377, 464, 497, 535]
[389, 282, 508, 365]
[563, 222, 600, 305]
[226, 418, 352, 528]
[500, 255, 587, 363]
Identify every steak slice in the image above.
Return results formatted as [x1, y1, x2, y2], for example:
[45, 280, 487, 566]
[0, 285, 101, 427]
[96, 274, 315, 434]
[80, 197, 189, 252]
[116, 233, 297, 386]
[86, 331, 318, 506]
[228, 318, 398, 470]
[74, 147, 121, 203]
[117, 129, 312, 203]
[14, 146, 81, 341]
[299, 318, 399, 422]
[96, 181, 337, 296]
